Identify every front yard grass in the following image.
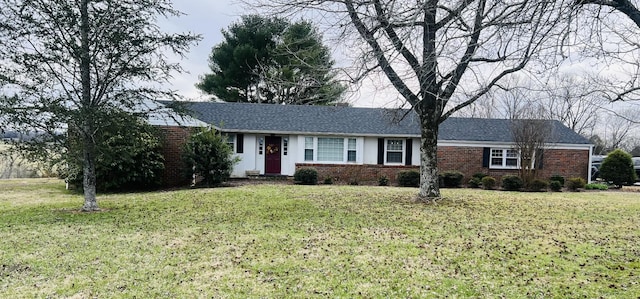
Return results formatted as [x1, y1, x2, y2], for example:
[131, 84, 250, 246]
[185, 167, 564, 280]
[1, 179, 639, 298]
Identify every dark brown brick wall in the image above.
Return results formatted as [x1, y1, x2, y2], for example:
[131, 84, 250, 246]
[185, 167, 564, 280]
[297, 146, 589, 185]
[437, 146, 589, 182]
[296, 163, 419, 185]
[157, 126, 193, 187]
[156, 125, 591, 187]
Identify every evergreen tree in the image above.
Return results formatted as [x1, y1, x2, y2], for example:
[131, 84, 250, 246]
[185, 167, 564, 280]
[198, 15, 345, 105]
[0, 0, 200, 211]
[599, 149, 637, 187]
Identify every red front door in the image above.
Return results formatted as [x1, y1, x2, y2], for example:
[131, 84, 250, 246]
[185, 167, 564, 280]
[265, 136, 281, 174]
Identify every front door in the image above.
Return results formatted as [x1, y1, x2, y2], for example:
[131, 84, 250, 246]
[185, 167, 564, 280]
[265, 136, 282, 175]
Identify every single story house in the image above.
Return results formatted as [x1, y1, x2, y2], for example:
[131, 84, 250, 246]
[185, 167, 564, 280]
[154, 101, 593, 186]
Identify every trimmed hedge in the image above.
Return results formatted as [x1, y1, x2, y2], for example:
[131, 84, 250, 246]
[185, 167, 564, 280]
[549, 180, 563, 192]
[481, 176, 496, 190]
[398, 170, 420, 187]
[501, 175, 523, 191]
[566, 177, 586, 191]
[294, 168, 318, 185]
[528, 179, 548, 192]
[440, 171, 464, 188]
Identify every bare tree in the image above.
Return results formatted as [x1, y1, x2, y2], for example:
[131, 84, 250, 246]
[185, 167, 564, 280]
[601, 110, 638, 151]
[567, 1, 640, 102]
[542, 75, 603, 136]
[510, 106, 553, 188]
[250, 0, 569, 200]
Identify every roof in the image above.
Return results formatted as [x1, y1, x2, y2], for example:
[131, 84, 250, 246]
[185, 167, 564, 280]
[170, 101, 591, 145]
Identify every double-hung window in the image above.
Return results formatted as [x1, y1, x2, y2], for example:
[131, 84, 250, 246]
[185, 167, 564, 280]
[347, 138, 357, 162]
[386, 139, 404, 164]
[304, 137, 359, 163]
[225, 134, 235, 149]
[490, 148, 519, 168]
[304, 137, 314, 161]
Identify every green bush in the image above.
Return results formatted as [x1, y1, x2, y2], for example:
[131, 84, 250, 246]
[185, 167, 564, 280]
[66, 114, 165, 192]
[440, 171, 464, 188]
[481, 176, 496, 190]
[294, 168, 318, 185]
[585, 183, 609, 190]
[501, 175, 523, 191]
[566, 177, 586, 191]
[323, 177, 333, 185]
[398, 170, 420, 187]
[378, 175, 389, 186]
[472, 173, 488, 180]
[468, 177, 482, 188]
[182, 127, 238, 187]
[528, 179, 549, 192]
[599, 149, 637, 187]
[549, 180, 563, 192]
[549, 174, 565, 186]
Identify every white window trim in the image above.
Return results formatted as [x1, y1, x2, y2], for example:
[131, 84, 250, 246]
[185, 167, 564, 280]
[303, 136, 360, 164]
[225, 134, 236, 153]
[489, 148, 539, 170]
[385, 139, 405, 165]
[347, 138, 357, 162]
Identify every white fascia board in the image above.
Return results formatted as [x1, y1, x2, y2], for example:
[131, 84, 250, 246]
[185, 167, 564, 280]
[212, 129, 419, 138]
[438, 140, 592, 150]
[144, 99, 208, 127]
[147, 113, 207, 127]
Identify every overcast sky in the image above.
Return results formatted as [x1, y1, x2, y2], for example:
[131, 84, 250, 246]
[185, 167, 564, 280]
[160, 1, 242, 102]
[161, 0, 396, 107]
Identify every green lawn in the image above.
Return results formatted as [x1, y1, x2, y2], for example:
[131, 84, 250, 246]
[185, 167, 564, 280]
[1, 179, 639, 298]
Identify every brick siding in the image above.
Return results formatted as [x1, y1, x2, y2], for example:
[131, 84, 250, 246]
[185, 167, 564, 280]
[157, 126, 193, 187]
[296, 163, 419, 185]
[297, 146, 589, 185]
[438, 146, 589, 183]
[157, 125, 590, 187]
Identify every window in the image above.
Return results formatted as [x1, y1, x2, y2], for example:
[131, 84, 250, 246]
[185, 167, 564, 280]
[303, 137, 359, 163]
[317, 138, 344, 162]
[490, 148, 520, 168]
[347, 138, 356, 162]
[283, 137, 288, 156]
[304, 137, 314, 161]
[386, 139, 403, 164]
[225, 134, 235, 149]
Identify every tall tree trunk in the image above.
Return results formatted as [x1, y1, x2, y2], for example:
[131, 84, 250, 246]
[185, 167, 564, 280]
[418, 115, 440, 201]
[79, 0, 98, 211]
[82, 131, 98, 211]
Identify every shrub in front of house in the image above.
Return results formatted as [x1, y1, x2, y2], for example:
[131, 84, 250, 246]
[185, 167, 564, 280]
[468, 177, 482, 188]
[585, 183, 609, 190]
[182, 127, 238, 187]
[481, 176, 496, 190]
[398, 170, 420, 187]
[528, 179, 549, 192]
[473, 173, 488, 179]
[66, 115, 165, 192]
[599, 149, 637, 187]
[378, 175, 389, 186]
[501, 175, 523, 191]
[440, 171, 464, 188]
[549, 180, 563, 192]
[566, 177, 586, 191]
[549, 174, 565, 186]
[294, 167, 318, 185]
[323, 176, 333, 185]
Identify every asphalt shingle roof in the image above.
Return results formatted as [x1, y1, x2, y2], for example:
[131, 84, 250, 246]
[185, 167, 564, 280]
[175, 101, 591, 145]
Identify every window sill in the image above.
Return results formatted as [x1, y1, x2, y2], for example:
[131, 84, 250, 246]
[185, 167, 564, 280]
[489, 166, 520, 170]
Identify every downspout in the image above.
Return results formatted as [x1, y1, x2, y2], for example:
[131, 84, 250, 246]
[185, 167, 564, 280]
[588, 144, 594, 183]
